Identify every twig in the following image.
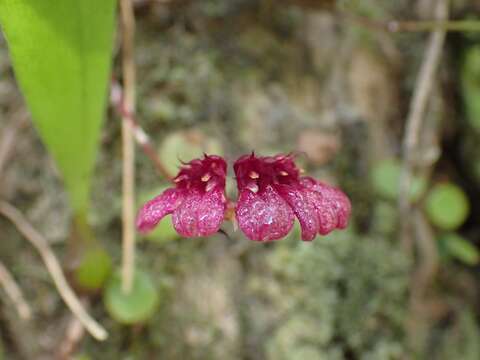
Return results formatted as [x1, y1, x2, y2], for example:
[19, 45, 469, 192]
[0, 260, 32, 320]
[111, 80, 173, 181]
[410, 209, 439, 302]
[387, 19, 480, 33]
[340, 11, 479, 33]
[406, 208, 440, 352]
[399, 0, 448, 251]
[0, 201, 108, 341]
[120, 0, 137, 294]
[56, 307, 87, 360]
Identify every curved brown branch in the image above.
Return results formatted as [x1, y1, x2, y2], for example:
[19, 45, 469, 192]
[0, 201, 108, 341]
[399, 0, 448, 251]
[111, 80, 173, 182]
[0, 260, 31, 320]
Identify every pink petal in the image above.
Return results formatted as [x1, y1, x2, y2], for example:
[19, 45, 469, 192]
[236, 185, 294, 242]
[275, 184, 319, 241]
[300, 177, 352, 231]
[136, 188, 184, 233]
[172, 188, 226, 237]
[306, 189, 338, 235]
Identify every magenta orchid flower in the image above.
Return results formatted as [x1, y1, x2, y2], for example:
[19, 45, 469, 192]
[234, 153, 351, 242]
[136, 152, 351, 242]
[136, 154, 227, 237]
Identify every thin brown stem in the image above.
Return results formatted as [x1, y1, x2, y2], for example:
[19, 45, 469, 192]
[0, 261, 32, 320]
[399, 0, 448, 251]
[57, 304, 87, 360]
[387, 19, 480, 32]
[0, 201, 107, 341]
[111, 81, 173, 182]
[120, 0, 137, 294]
[340, 11, 478, 33]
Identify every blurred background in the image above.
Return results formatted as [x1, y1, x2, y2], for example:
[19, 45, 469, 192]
[1, 0, 480, 359]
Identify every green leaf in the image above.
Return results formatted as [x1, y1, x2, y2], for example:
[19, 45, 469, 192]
[104, 269, 159, 324]
[461, 46, 480, 132]
[371, 159, 427, 201]
[74, 247, 112, 290]
[0, 0, 117, 214]
[440, 233, 479, 266]
[426, 183, 470, 231]
[159, 130, 223, 176]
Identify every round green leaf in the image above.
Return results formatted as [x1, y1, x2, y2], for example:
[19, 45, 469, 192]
[138, 187, 179, 244]
[440, 233, 479, 265]
[159, 130, 223, 176]
[371, 159, 427, 201]
[426, 183, 470, 230]
[74, 248, 112, 290]
[104, 270, 159, 324]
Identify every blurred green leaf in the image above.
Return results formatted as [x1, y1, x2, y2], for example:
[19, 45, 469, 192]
[371, 159, 427, 201]
[104, 269, 159, 324]
[73, 355, 92, 360]
[74, 247, 112, 290]
[159, 130, 223, 176]
[461, 46, 480, 132]
[440, 233, 479, 266]
[0, 0, 117, 214]
[426, 183, 470, 231]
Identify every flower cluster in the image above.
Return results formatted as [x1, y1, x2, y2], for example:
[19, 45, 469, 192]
[136, 153, 351, 242]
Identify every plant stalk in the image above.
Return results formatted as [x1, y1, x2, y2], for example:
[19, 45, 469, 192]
[120, 0, 136, 294]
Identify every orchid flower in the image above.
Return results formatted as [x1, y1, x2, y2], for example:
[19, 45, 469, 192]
[234, 153, 351, 241]
[136, 152, 351, 242]
[136, 154, 227, 237]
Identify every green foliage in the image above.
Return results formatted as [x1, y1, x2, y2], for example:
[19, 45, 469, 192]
[74, 247, 113, 290]
[104, 269, 159, 324]
[371, 159, 427, 201]
[73, 355, 92, 360]
[436, 309, 480, 360]
[439, 233, 479, 265]
[0, 0, 117, 214]
[426, 183, 470, 231]
[461, 46, 480, 132]
[159, 131, 223, 176]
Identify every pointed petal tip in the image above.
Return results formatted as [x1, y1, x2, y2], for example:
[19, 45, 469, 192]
[135, 188, 183, 234]
[300, 177, 352, 234]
